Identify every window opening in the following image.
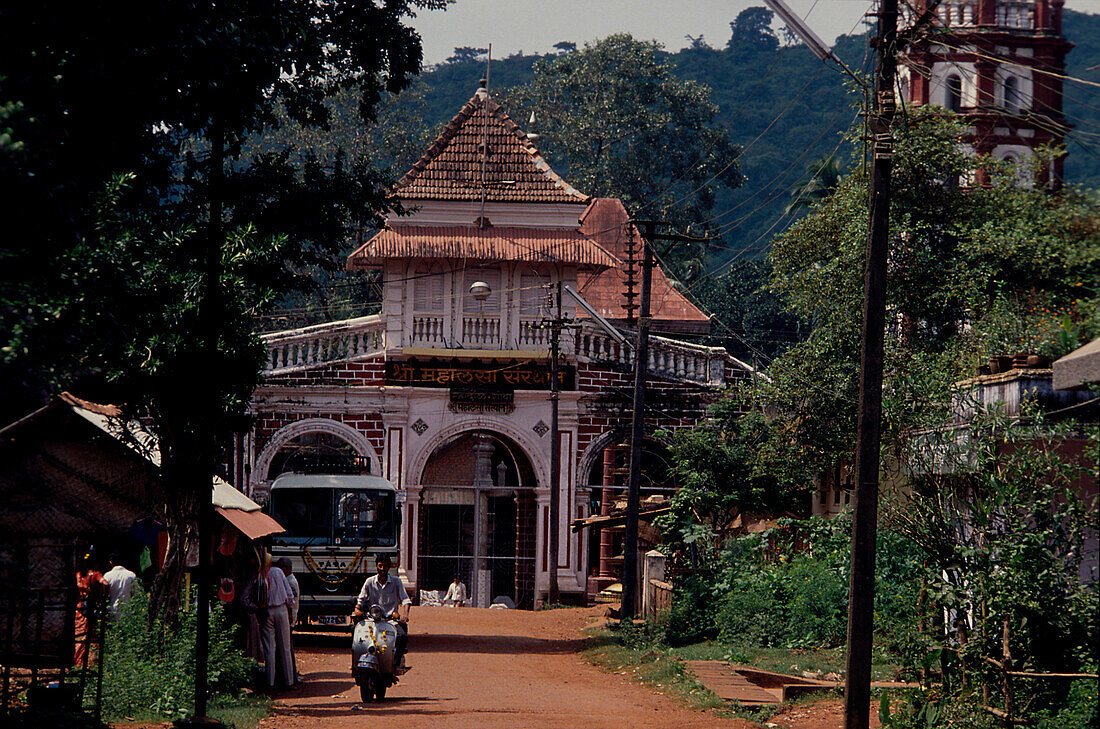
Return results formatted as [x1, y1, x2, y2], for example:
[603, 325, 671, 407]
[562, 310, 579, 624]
[413, 264, 444, 312]
[946, 74, 963, 112]
[1003, 75, 1021, 113]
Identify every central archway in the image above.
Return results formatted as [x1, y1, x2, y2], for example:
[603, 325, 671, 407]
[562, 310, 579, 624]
[416, 430, 537, 609]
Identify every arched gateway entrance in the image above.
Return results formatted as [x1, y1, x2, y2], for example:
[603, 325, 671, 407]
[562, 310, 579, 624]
[417, 431, 537, 609]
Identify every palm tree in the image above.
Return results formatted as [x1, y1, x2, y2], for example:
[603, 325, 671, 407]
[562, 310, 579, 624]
[785, 155, 844, 214]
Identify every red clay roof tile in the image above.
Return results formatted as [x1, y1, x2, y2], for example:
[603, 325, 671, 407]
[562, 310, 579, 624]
[347, 225, 619, 269]
[393, 88, 590, 205]
[577, 199, 710, 333]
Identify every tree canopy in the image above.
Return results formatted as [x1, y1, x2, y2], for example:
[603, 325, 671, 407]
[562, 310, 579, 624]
[763, 106, 1100, 480]
[1, 1, 437, 624]
[499, 34, 743, 233]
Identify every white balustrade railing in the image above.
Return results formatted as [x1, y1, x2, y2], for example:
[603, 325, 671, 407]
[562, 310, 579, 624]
[411, 315, 445, 346]
[461, 315, 501, 347]
[260, 314, 742, 386]
[574, 322, 732, 386]
[517, 319, 550, 349]
[928, 0, 1036, 29]
[262, 314, 385, 376]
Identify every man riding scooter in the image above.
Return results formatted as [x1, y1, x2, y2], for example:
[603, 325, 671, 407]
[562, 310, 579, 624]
[352, 554, 412, 672]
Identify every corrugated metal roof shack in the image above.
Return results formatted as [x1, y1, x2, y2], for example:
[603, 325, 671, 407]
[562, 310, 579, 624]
[0, 393, 283, 714]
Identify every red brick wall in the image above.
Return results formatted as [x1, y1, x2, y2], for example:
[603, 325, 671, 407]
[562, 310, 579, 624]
[263, 358, 385, 388]
[574, 360, 721, 457]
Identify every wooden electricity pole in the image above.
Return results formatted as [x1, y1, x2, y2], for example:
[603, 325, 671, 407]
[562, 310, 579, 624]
[844, 1, 898, 727]
[620, 222, 654, 621]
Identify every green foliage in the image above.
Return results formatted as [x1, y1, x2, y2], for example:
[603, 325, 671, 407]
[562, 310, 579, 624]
[713, 520, 850, 649]
[1034, 679, 1100, 729]
[102, 588, 255, 722]
[727, 7, 779, 53]
[884, 408, 1099, 725]
[691, 257, 803, 361]
[498, 34, 742, 253]
[766, 107, 1100, 477]
[658, 404, 797, 551]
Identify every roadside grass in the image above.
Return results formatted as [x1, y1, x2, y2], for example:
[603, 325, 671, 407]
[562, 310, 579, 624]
[103, 693, 271, 729]
[205, 693, 272, 729]
[580, 624, 901, 723]
[580, 628, 729, 713]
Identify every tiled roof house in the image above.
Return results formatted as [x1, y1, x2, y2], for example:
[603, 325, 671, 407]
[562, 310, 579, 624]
[243, 86, 749, 610]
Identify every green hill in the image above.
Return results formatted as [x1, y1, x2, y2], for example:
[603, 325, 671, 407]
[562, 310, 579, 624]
[410, 10, 1100, 265]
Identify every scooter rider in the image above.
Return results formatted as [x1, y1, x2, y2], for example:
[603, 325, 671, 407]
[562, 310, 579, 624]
[352, 555, 411, 667]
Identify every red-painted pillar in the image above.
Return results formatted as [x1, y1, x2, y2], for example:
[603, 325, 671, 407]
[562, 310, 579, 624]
[598, 446, 616, 578]
[978, 0, 996, 26]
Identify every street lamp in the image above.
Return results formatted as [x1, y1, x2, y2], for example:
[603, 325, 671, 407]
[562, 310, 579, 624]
[469, 280, 491, 302]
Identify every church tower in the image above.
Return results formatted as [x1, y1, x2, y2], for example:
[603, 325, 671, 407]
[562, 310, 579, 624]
[900, 0, 1072, 186]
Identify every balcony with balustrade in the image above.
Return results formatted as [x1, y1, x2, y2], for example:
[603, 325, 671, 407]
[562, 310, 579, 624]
[904, 1, 1056, 32]
[260, 313, 737, 387]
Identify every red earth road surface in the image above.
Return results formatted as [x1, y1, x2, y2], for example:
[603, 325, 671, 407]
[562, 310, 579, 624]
[262, 606, 873, 729]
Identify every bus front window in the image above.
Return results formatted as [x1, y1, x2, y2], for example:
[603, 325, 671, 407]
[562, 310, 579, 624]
[336, 490, 396, 546]
[271, 488, 332, 544]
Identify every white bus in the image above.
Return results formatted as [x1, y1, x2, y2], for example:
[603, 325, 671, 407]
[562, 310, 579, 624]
[267, 473, 402, 624]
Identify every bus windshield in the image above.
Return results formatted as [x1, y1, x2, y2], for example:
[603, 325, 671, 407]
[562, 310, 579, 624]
[270, 488, 397, 547]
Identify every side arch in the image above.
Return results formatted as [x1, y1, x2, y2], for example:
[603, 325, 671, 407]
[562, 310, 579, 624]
[575, 429, 673, 489]
[253, 417, 381, 486]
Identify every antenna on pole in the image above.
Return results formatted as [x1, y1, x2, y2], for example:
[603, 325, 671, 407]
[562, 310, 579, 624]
[477, 44, 492, 229]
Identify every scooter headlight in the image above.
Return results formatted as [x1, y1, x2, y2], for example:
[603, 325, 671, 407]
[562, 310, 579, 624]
[368, 605, 386, 621]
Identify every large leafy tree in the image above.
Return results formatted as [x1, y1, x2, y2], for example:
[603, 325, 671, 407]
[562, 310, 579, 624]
[499, 34, 742, 241]
[765, 107, 1100, 479]
[1, 1, 441, 622]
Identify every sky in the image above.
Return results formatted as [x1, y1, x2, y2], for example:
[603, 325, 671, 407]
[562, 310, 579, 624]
[409, 0, 1100, 66]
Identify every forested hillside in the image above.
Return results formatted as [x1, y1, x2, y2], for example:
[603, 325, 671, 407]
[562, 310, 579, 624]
[411, 9, 1100, 266]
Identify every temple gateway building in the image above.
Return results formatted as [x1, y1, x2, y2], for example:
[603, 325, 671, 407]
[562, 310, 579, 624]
[237, 86, 751, 608]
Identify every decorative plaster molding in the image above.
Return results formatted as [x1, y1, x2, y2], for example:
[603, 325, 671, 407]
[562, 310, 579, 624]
[406, 416, 551, 491]
[253, 417, 382, 487]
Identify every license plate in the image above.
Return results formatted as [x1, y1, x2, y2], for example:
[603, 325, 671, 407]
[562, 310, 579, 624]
[357, 655, 376, 667]
[318, 615, 346, 626]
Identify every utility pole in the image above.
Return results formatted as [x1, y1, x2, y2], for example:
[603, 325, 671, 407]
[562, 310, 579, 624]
[844, 1, 898, 727]
[619, 222, 713, 620]
[620, 221, 654, 621]
[547, 279, 562, 605]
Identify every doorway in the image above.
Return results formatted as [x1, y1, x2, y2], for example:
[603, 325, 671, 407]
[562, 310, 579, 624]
[417, 431, 537, 609]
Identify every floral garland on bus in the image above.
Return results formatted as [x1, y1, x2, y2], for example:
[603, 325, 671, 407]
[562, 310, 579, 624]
[301, 546, 368, 586]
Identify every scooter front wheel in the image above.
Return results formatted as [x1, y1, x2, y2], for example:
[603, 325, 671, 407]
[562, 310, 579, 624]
[359, 675, 376, 703]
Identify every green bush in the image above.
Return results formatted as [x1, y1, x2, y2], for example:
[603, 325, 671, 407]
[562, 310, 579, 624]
[101, 587, 255, 722]
[660, 571, 720, 646]
[709, 519, 851, 649]
[1034, 679, 1099, 729]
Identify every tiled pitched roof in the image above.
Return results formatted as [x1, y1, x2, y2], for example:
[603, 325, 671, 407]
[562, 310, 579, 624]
[392, 88, 590, 204]
[576, 199, 711, 334]
[347, 225, 619, 269]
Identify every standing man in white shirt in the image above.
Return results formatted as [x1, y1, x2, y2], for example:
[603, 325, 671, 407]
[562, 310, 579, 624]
[352, 555, 412, 668]
[241, 554, 296, 689]
[276, 557, 301, 684]
[102, 553, 137, 617]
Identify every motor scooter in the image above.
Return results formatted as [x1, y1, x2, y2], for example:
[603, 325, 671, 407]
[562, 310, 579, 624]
[351, 604, 405, 702]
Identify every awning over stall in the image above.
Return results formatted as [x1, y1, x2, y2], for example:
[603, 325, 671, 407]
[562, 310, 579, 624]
[213, 477, 283, 541]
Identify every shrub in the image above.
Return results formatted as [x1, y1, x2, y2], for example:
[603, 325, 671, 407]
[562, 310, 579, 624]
[101, 587, 255, 722]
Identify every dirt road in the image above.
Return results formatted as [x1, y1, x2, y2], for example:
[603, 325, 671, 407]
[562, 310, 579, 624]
[264, 605, 751, 729]
[262, 606, 869, 729]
